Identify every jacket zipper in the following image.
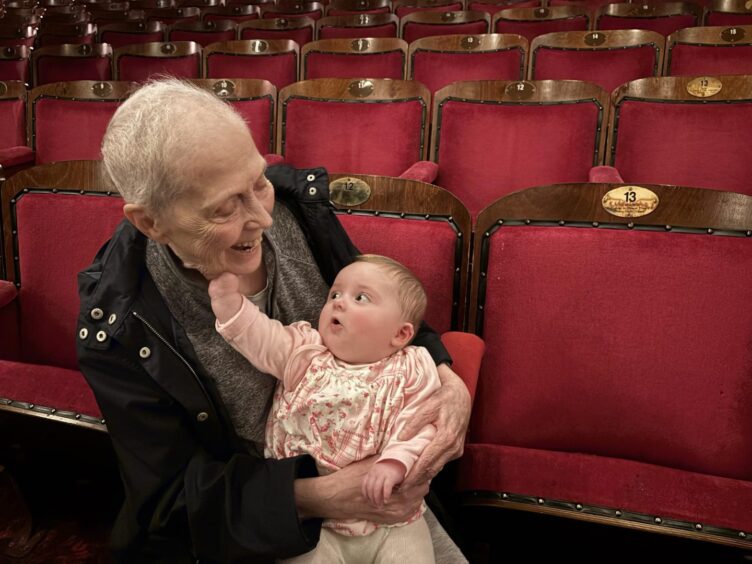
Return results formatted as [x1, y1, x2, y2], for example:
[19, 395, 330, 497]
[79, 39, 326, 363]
[132, 310, 214, 403]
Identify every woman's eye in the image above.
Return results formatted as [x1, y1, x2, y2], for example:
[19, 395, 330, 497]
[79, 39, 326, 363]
[214, 199, 237, 217]
[355, 293, 370, 303]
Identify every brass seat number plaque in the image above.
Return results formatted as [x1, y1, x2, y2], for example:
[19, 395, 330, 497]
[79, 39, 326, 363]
[602, 186, 659, 218]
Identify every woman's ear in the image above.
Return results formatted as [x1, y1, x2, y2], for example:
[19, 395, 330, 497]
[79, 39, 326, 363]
[392, 322, 415, 348]
[123, 203, 169, 244]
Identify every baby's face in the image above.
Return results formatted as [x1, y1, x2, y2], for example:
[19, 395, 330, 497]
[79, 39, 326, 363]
[318, 261, 412, 364]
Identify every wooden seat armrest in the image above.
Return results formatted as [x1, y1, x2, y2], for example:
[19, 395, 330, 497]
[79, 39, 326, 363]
[0, 281, 18, 309]
[440, 331, 485, 404]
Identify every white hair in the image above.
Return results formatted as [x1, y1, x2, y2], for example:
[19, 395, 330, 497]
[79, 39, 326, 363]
[101, 79, 251, 214]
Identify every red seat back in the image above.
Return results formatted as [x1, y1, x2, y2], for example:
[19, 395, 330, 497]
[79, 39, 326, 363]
[279, 78, 430, 176]
[205, 40, 299, 91]
[0, 45, 30, 82]
[0, 84, 26, 150]
[432, 80, 608, 219]
[302, 38, 406, 80]
[13, 191, 123, 368]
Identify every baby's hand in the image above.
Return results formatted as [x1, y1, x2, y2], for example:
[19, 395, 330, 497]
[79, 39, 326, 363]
[361, 460, 407, 507]
[209, 272, 244, 323]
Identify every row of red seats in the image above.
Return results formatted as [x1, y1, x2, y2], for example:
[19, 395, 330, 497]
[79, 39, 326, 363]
[3, 0, 752, 49]
[2, 163, 752, 554]
[2, 24, 751, 90]
[2, 74, 751, 219]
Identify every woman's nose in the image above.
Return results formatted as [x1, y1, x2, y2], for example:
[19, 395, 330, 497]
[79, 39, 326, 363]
[242, 195, 272, 229]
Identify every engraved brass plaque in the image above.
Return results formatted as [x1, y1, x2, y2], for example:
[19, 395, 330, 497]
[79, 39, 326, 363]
[2, 47, 16, 58]
[634, 3, 654, 14]
[349, 79, 374, 97]
[330, 177, 371, 206]
[251, 39, 268, 52]
[277, 18, 289, 27]
[161, 42, 176, 54]
[0, 82, 7, 96]
[584, 31, 606, 46]
[687, 76, 722, 98]
[351, 38, 370, 51]
[535, 7, 549, 17]
[213, 79, 235, 97]
[721, 26, 746, 42]
[505, 81, 536, 100]
[461, 35, 481, 50]
[206, 20, 216, 29]
[602, 186, 659, 218]
[358, 14, 370, 24]
[92, 81, 112, 97]
[441, 11, 456, 20]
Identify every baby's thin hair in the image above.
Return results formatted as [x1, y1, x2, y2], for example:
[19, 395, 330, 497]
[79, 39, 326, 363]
[355, 254, 427, 330]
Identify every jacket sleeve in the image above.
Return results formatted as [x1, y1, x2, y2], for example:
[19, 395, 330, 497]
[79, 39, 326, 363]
[78, 340, 321, 562]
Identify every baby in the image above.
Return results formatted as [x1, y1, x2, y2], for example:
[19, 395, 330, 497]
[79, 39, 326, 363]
[209, 254, 439, 564]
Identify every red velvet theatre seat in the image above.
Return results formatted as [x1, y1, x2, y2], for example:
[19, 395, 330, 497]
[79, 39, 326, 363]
[703, 0, 752, 26]
[328, 173, 471, 333]
[166, 19, 238, 47]
[408, 33, 528, 98]
[301, 37, 407, 80]
[0, 161, 123, 430]
[400, 10, 491, 43]
[665, 25, 752, 76]
[31, 43, 113, 86]
[238, 17, 315, 45]
[468, 0, 541, 18]
[459, 181, 752, 553]
[326, 0, 391, 17]
[278, 78, 433, 178]
[316, 13, 399, 39]
[261, 1, 325, 21]
[28, 80, 132, 164]
[0, 45, 30, 83]
[529, 29, 664, 93]
[431, 79, 609, 219]
[114, 40, 201, 81]
[595, 2, 701, 36]
[201, 4, 261, 24]
[144, 6, 201, 25]
[392, 0, 464, 19]
[97, 21, 167, 49]
[36, 22, 98, 47]
[493, 6, 590, 44]
[186, 78, 276, 155]
[88, 6, 147, 27]
[0, 23, 36, 48]
[204, 39, 299, 91]
[0, 80, 34, 179]
[606, 75, 752, 195]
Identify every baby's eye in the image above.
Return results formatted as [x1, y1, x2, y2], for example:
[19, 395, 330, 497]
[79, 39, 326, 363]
[355, 293, 370, 303]
[329, 291, 341, 300]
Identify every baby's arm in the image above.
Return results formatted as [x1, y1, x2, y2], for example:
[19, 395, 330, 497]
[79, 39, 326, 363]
[209, 272, 317, 382]
[361, 348, 442, 507]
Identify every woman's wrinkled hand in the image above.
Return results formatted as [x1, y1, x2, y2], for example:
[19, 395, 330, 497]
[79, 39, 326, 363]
[398, 364, 471, 488]
[296, 457, 428, 524]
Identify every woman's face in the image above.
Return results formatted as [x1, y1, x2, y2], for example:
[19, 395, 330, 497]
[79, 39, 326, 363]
[154, 126, 274, 281]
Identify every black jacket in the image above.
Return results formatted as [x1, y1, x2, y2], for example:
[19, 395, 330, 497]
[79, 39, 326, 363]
[76, 165, 451, 563]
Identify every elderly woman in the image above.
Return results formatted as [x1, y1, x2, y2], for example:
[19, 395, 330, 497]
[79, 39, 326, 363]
[76, 79, 471, 563]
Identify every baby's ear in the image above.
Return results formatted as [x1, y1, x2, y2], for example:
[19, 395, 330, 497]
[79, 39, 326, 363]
[392, 322, 415, 348]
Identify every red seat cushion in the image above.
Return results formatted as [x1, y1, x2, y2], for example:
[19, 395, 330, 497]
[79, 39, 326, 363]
[494, 16, 589, 43]
[305, 50, 404, 80]
[458, 444, 752, 533]
[36, 55, 113, 86]
[0, 359, 102, 418]
[402, 20, 489, 43]
[0, 57, 29, 82]
[318, 22, 397, 39]
[0, 97, 26, 150]
[411, 49, 524, 95]
[0, 145, 34, 168]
